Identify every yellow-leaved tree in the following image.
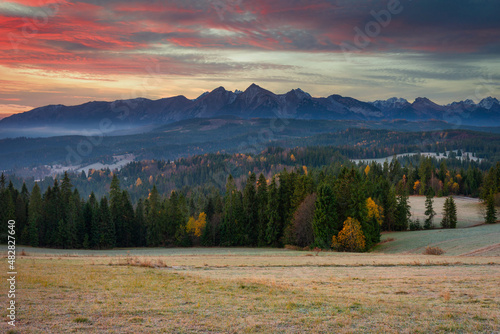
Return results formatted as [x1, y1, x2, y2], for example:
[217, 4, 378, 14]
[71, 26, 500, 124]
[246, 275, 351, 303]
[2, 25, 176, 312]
[331, 217, 366, 252]
[186, 212, 207, 237]
[366, 197, 383, 226]
[364, 165, 370, 176]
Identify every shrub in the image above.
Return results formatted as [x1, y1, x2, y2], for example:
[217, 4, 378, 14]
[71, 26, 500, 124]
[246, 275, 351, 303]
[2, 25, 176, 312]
[424, 246, 445, 255]
[284, 245, 302, 251]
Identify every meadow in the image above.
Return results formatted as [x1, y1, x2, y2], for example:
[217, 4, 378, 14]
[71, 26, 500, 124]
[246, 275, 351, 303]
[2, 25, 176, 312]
[2, 238, 499, 333]
[408, 196, 484, 229]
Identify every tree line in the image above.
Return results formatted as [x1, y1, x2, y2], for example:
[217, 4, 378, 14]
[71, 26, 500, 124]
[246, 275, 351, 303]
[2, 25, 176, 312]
[5, 146, 493, 206]
[1, 159, 498, 251]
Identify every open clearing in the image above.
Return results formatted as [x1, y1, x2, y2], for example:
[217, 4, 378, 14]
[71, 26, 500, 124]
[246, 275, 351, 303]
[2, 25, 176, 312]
[409, 196, 484, 228]
[376, 223, 500, 256]
[2, 244, 499, 333]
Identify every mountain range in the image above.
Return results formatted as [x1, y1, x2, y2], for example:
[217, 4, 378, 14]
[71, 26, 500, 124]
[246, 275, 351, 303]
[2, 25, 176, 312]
[1, 84, 499, 136]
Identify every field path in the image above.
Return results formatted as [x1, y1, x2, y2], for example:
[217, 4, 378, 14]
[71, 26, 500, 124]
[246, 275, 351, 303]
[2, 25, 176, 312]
[460, 243, 500, 256]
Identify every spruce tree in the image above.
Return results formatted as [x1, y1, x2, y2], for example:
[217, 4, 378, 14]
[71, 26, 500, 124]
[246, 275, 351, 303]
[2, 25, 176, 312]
[146, 186, 162, 246]
[121, 190, 134, 247]
[109, 175, 123, 246]
[221, 175, 243, 246]
[441, 197, 457, 228]
[380, 180, 397, 231]
[424, 190, 436, 229]
[27, 184, 43, 247]
[265, 177, 281, 246]
[99, 197, 115, 249]
[15, 194, 28, 244]
[449, 197, 457, 228]
[0, 182, 15, 243]
[17, 183, 29, 243]
[256, 173, 268, 246]
[395, 191, 411, 231]
[242, 173, 258, 245]
[312, 183, 337, 248]
[135, 199, 146, 246]
[88, 192, 101, 248]
[485, 191, 497, 224]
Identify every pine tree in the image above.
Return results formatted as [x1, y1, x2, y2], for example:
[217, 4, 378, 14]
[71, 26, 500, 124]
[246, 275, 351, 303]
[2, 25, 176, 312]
[278, 170, 295, 234]
[201, 196, 218, 246]
[256, 173, 268, 246]
[441, 196, 458, 228]
[146, 186, 162, 246]
[134, 199, 146, 246]
[17, 183, 29, 244]
[120, 190, 134, 247]
[348, 183, 368, 223]
[242, 173, 258, 245]
[221, 175, 243, 246]
[15, 193, 28, 244]
[27, 184, 43, 247]
[0, 182, 15, 243]
[381, 181, 397, 231]
[0, 173, 5, 190]
[88, 192, 101, 248]
[364, 198, 382, 249]
[265, 177, 281, 246]
[109, 175, 124, 246]
[485, 191, 497, 224]
[424, 190, 436, 229]
[312, 183, 337, 248]
[395, 191, 411, 231]
[449, 197, 457, 228]
[99, 197, 115, 249]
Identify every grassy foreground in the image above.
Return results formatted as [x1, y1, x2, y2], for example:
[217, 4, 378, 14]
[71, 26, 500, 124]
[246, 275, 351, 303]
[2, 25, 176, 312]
[1, 248, 499, 333]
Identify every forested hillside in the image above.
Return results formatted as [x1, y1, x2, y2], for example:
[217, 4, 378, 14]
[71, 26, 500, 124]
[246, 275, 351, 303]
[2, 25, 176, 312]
[2, 149, 499, 251]
[2, 120, 500, 172]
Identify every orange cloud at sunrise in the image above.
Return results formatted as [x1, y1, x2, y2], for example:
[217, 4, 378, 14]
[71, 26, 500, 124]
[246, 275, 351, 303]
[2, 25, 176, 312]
[0, 0, 499, 114]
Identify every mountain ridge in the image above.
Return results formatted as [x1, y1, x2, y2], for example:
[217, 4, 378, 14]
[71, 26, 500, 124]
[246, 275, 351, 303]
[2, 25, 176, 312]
[1, 84, 499, 133]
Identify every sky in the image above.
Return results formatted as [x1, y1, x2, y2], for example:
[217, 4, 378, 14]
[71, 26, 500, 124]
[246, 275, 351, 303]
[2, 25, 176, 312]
[1, 0, 500, 116]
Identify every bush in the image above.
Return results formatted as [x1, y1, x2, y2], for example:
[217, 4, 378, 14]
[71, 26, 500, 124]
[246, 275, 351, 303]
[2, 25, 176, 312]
[424, 246, 445, 255]
[284, 245, 302, 251]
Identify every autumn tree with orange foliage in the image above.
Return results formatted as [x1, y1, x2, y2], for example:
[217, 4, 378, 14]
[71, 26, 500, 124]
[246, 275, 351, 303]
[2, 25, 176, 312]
[331, 218, 366, 252]
[364, 197, 382, 248]
[186, 212, 207, 238]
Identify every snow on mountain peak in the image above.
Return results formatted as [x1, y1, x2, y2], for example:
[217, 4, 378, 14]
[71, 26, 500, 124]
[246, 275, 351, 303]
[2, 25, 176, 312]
[479, 97, 499, 109]
[371, 97, 409, 109]
[290, 88, 311, 99]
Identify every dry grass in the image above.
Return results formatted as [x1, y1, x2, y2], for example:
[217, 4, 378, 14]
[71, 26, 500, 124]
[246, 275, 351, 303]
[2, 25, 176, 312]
[1, 250, 499, 333]
[376, 223, 500, 256]
[409, 196, 484, 228]
[424, 246, 445, 255]
[110, 256, 170, 268]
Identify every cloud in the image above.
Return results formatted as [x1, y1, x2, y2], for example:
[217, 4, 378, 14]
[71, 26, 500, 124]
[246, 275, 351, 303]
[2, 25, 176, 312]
[0, 0, 499, 110]
[0, 103, 33, 114]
